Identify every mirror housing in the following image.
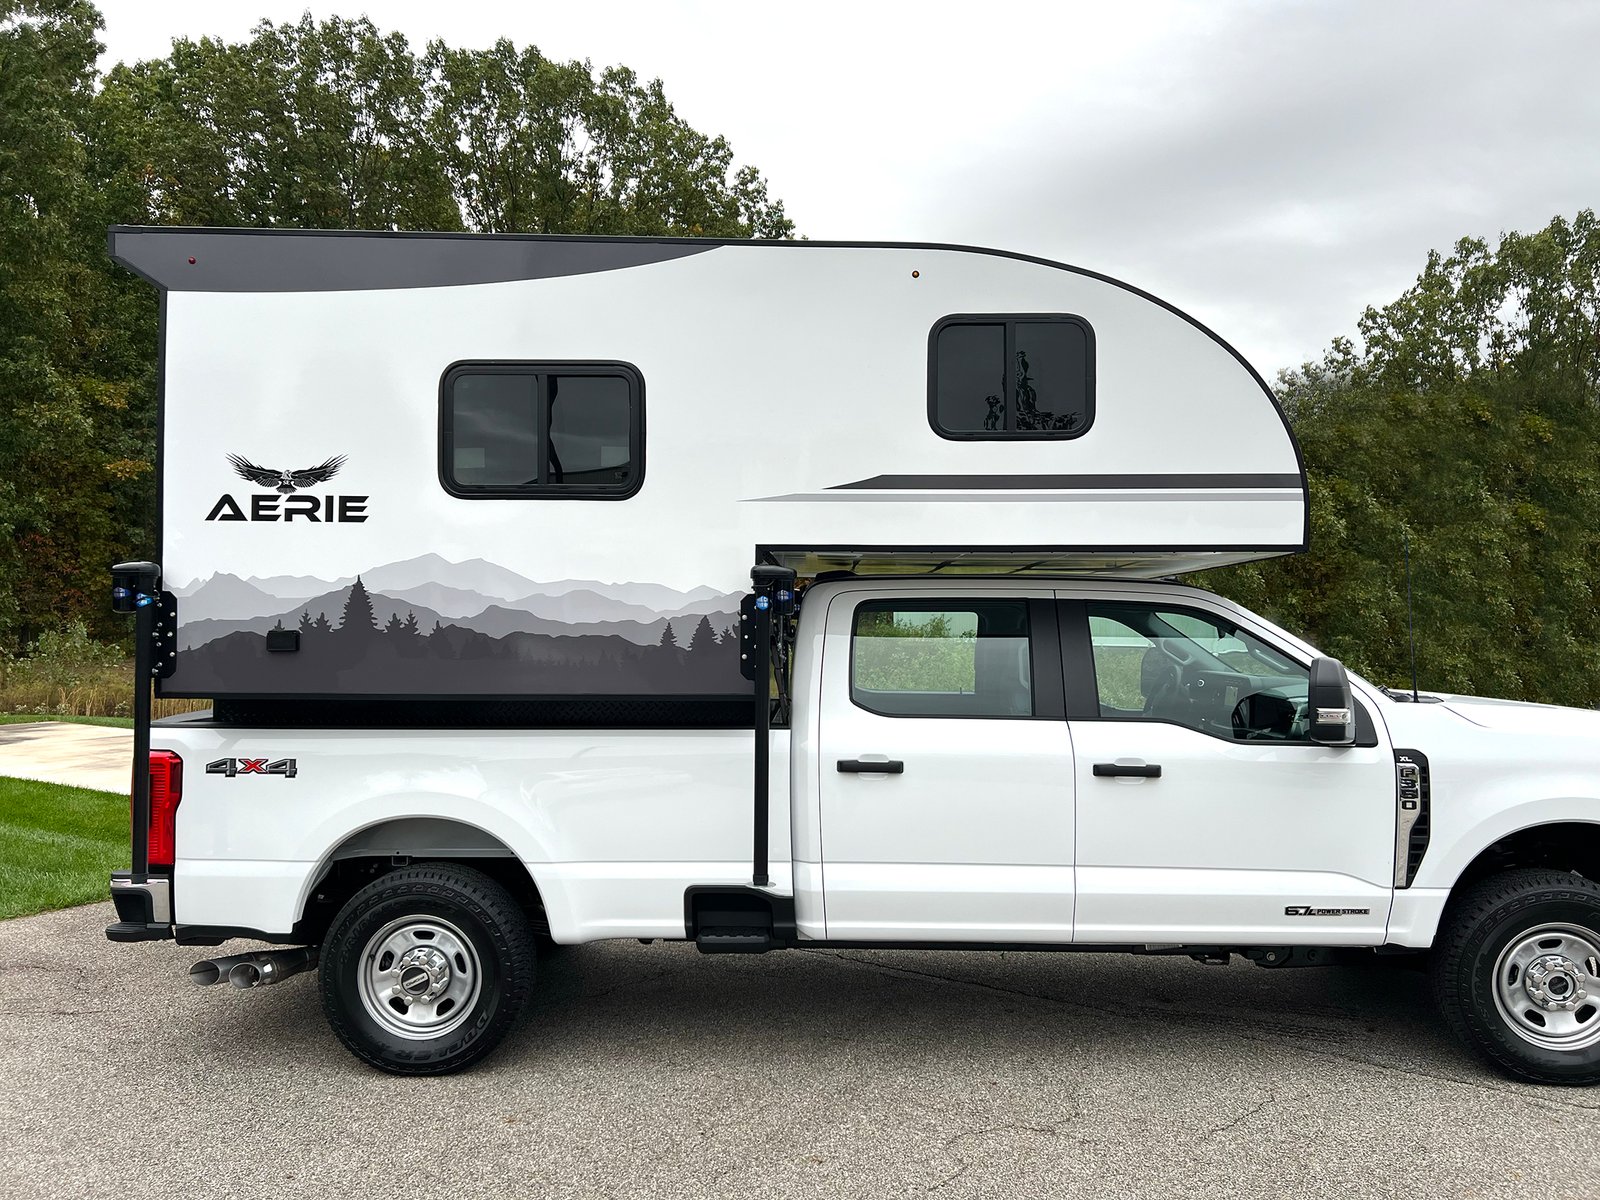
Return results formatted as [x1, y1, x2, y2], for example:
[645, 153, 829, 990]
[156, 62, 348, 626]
[1307, 657, 1355, 746]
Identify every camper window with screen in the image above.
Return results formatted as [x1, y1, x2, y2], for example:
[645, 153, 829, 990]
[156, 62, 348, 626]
[440, 362, 643, 498]
[929, 315, 1095, 440]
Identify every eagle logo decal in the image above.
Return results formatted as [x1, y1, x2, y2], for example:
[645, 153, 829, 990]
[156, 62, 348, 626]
[228, 454, 347, 494]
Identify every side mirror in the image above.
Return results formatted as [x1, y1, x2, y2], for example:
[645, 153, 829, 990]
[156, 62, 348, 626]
[1307, 657, 1355, 746]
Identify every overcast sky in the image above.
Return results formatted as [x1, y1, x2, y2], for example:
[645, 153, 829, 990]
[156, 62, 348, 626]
[94, 0, 1600, 375]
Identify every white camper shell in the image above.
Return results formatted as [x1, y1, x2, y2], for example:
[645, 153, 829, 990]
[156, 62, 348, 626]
[102, 229, 1600, 1086]
[111, 227, 1306, 703]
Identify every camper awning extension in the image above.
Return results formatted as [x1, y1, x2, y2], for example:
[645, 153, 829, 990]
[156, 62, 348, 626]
[741, 564, 797, 888]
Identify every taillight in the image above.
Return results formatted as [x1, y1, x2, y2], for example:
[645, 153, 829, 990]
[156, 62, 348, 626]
[148, 750, 183, 870]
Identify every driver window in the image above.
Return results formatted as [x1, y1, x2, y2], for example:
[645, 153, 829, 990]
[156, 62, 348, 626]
[1085, 602, 1311, 742]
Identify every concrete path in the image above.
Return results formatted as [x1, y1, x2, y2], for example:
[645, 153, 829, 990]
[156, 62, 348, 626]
[2, 901, 1597, 1199]
[0, 722, 131, 793]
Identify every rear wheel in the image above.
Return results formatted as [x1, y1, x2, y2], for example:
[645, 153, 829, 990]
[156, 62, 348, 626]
[320, 862, 535, 1075]
[1432, 868, 1600, 1085]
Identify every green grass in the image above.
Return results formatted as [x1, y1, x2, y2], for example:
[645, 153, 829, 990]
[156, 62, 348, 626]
[0, 713, 133, 728]
[0, 777, 127, 919]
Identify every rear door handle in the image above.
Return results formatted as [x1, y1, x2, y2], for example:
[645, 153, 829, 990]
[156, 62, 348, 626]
[837, 759, 905, 774]
[1093, 763, 1162, 778]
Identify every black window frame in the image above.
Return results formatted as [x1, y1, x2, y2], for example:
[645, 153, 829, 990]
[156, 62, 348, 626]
[438, 359, 645, 500]
[927, 313, 1096, 441]
[847, 597, 1064, 720]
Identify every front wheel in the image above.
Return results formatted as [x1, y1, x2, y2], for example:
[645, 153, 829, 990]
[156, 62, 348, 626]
[1432, 868, 1600, 1085]
[320, 863, 535, 1075]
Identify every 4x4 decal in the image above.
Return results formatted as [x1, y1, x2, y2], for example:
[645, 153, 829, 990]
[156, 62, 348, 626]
[207, 757, 298, 778]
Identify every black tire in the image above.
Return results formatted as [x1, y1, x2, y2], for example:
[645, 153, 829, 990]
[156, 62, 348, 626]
[320, 862, 535, 1076]
[1432, 867, 1600, 1085]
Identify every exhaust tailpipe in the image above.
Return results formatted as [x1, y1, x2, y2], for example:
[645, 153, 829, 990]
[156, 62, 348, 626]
[190, 952, 262, 986]
[227, 947, 316, 989]
[190, 947, 317, 989]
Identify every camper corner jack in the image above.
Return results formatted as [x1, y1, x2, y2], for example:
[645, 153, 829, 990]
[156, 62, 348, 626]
[106, 561, 177, 941]
[743, 563, 797, 888]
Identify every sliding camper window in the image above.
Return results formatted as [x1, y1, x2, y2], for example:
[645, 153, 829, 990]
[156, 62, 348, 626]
[440, 362, 644, 499]
[928, 315, 1095, 439]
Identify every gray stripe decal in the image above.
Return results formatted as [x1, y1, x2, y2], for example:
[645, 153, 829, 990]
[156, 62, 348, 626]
[747, 490, 1303, 503]
[109, 228, 715, 292]
[828, 473, 1305, 490]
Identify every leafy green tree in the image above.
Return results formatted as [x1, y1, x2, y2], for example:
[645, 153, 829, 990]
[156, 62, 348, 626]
[95, 15, 461, 230]
[422, 38, 792, 237]
[1207, 212, 1600, 707]
[0, 2, 125, 649]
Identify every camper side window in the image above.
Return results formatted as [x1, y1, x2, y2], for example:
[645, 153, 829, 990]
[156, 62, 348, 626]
[440, 362, 643, 499]
[929, 315, 1095, 440]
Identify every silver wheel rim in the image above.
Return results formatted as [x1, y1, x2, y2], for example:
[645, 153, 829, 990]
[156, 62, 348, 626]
[1491, 922, 1600, 1051]
[357, 915, 483, 1041]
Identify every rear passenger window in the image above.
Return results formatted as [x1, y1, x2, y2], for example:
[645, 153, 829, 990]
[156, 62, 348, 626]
[851, 601, 1033, 717]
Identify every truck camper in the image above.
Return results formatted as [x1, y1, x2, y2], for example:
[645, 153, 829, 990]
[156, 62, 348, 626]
[104, 228, 1600, 1083]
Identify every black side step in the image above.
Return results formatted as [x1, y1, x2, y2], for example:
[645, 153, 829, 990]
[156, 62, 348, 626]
[695, 929, 775, 954]
[685, 885, 796, 955]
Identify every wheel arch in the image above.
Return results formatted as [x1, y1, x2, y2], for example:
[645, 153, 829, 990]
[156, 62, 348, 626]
[294, 815, 558, 944]
[1444, 820, 1600, 902]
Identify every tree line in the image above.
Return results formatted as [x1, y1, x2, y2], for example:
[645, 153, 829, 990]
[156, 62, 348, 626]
[278, 577, 732, 652]
[0, 0, 790, 654]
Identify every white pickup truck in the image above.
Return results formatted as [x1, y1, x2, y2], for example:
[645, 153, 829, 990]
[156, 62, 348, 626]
[98, 227, 1600, 1083]
[114, 575, 1600, 1083]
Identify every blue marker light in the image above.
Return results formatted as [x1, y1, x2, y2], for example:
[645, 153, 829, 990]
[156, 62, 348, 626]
[135, 593, 155, 608]
[777, 589, 793, 603]
[754, 596, 770, 611]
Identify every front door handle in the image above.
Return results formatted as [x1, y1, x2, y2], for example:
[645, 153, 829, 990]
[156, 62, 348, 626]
[837, 759, 905, 774]
[1093, 762, 1162, 778]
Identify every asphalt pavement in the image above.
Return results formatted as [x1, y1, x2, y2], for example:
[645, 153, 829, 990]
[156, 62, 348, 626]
[0, 902, 1596, 1199]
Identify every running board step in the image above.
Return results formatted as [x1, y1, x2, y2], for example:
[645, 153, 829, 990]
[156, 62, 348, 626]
[695, 928, 775, 954]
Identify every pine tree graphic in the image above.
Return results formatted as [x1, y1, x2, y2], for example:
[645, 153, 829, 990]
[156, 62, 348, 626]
[688, 614, 716, 654]
[338, 576, 378, 635]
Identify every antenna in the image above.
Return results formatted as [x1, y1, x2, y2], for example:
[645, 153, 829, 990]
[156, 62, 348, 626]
[1403, 527, 1420, 702]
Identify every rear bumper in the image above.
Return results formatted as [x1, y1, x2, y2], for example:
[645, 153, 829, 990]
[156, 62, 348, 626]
[105, 872, 174, 942]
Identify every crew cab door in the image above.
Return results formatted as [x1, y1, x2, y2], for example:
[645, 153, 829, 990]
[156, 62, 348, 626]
[1061, 595, 1396, 945]
[817, 590, 1075, 941]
